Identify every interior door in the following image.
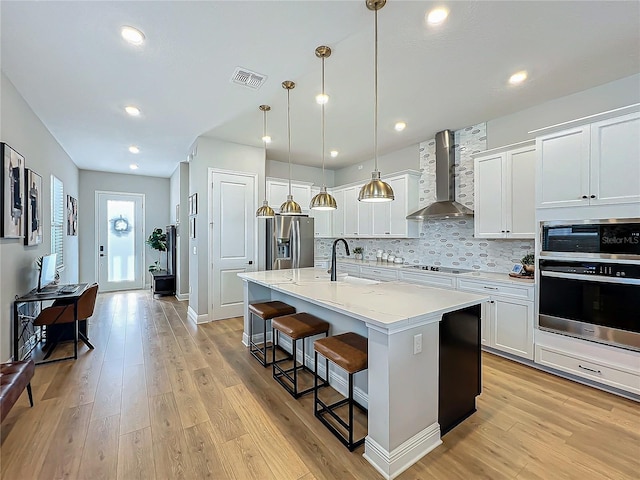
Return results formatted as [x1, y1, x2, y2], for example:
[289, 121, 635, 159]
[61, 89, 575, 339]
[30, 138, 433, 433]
[211, 171, 256, 320]
[96, 192, 144, 292]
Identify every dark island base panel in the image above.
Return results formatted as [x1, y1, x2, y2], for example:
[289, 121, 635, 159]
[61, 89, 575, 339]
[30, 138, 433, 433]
[439, 304, 481, 435]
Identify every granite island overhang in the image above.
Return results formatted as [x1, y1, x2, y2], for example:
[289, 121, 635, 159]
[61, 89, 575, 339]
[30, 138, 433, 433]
[238, 267, 488, 479]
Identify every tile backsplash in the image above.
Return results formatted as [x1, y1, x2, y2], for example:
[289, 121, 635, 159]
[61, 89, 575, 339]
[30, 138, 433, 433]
[316, 123, 535, 273]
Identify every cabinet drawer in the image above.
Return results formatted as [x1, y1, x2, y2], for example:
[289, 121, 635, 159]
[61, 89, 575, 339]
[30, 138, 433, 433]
[457, 278, 533, 300]
[360, 266, 398, 281]
[536, 345, 640, 395]
[336, 262, 360, 276]
[398, 271, 456, 289]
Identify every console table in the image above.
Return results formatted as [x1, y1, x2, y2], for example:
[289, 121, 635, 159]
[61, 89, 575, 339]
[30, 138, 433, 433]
[151, 270, 175, 295]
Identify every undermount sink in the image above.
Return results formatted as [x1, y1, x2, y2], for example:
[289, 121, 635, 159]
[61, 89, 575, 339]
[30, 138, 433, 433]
[313, 274, 380, 285]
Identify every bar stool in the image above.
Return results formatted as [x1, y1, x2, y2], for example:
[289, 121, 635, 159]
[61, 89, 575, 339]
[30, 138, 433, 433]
[313, 332, 368, 451]
[248, 301, 296, 367]
[272, 313, 330, 398]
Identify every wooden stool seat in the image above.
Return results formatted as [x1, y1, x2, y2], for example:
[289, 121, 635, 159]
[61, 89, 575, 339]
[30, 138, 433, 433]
[272, 313, 330, 398]
[249, 301, 296, 320]
[248, 301, 296, 367]
[314, 332, 368, 451]
[272, 313, 330, 340]
[314, 333, 368, 373]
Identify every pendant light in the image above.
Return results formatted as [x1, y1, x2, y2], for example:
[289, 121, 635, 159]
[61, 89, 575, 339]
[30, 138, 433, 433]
[280, 80, 303, 215]
[256, 104, 275, 218]
[310, 45, 338, 211]
[358, 0, 394, 203]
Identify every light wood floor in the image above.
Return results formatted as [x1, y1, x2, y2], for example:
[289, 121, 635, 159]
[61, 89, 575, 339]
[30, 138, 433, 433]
[1, 290, 638, 479]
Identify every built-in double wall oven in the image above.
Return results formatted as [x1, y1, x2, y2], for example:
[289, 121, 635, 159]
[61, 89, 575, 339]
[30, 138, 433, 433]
[539, 219, 640, 352]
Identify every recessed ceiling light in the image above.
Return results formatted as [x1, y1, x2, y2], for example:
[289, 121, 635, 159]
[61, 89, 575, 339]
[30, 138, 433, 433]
[426, 8, 449, 26]
[125, 105, 140, 116]
[129, 164, 139, 170]
[394, 121, 407, 132]
[509, 70, 528, 85]
[330, 150, 339, 158]
[128, 145, 140, 154]
[315, 93, 329, 105]
[121, 26, 145, 46]
[262, 135, 272, 143]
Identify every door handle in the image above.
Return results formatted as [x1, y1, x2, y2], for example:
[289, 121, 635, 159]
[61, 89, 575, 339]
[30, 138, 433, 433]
[246, 261, 253, 265]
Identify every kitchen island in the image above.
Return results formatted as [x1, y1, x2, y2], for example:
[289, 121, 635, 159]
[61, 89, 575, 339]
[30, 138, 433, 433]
[238, 268, 488, 479]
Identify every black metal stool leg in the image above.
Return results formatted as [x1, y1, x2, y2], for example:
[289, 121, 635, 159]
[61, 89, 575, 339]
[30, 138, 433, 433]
[26, 383, 34, 407]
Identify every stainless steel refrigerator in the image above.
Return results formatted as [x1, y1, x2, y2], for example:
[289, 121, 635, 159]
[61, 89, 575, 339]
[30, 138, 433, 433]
[266, 215, 315, 270]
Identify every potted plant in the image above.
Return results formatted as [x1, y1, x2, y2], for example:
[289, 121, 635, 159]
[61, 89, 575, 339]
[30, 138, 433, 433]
[521, 253, 535, 274]
[353, 247, 364, 260]
[146, 228, 167, 272]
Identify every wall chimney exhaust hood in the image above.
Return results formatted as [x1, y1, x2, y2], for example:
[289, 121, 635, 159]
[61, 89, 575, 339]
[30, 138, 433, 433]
[406, 130, 474, 220]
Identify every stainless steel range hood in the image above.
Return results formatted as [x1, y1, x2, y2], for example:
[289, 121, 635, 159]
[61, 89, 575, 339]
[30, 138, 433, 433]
[406, 129, 474, 220]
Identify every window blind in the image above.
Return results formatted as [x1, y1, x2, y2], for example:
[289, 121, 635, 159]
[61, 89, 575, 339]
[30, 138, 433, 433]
[51, 175, 64, 269]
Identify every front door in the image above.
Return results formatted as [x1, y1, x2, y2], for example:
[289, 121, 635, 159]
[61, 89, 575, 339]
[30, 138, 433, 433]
[96, 192, 145, 292]
[210, 170, 256, 320]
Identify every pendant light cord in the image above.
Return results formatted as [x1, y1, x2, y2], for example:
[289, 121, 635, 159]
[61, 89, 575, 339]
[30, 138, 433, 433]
[287, 88, 292, 197]
[263, 108, 268, 195]
[374, 7, 379, 173]
[321, 56, 326, 188]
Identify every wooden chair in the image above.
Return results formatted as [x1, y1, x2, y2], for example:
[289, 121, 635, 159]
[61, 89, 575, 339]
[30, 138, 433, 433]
[34, 283, 98, 360]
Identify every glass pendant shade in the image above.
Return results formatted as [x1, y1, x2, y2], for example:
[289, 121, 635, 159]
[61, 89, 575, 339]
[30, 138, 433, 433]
[256, 200, 275, 218]
[280, 194, 302, 215]
[358, 171, 395, 202]
[310, 185, 337, 210]
[360, 0, 394, 203]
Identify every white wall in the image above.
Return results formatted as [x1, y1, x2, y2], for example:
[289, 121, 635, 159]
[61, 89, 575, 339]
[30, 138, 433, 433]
[266, 159, 335, 187]
[78, 170, 170, 285]
[333, 145, 419, 186]
[0, 73, 79, 362]
[188, 137, 263, 317]
[169, 162, 189, 298]
[486, 74, 640, 149]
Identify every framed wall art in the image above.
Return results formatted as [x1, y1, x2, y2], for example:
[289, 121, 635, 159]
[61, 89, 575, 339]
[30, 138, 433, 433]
[1, 142, 25, 238]
[66, 195, 78, 236]
[25, 169, 43, 246]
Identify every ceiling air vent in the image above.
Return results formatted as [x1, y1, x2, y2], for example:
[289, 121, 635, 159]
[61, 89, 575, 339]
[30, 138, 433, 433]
[231, 67, 267, 90]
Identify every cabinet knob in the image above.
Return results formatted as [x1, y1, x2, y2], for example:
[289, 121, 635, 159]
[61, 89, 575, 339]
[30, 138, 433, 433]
[501, 230, 505, 233]
[581, 195, 588, 199]
[590, 195, 596, 199]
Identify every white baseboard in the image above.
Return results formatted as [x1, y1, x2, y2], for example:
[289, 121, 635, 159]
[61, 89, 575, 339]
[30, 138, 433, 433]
[187, 305, 210, 324]
[364, 423, 442, 480]
[175, 292, 189, 301]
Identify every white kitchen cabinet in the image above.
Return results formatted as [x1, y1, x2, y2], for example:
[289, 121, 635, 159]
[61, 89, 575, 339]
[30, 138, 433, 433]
[343, 186, 359, 236]
[536, 111, 640, 209]
[359, 266, 398, 281]
[309, 186, 333, 237]
[335, 261, 360, 276]
[535, 329, 640, 395]
[589, 113, 640, 206]
[474, 142, 535, 239]
[266, 178, 313, 213]
[387, 174, 419, 237]
[458, 278, 534, 360]
[338, 171, 419, 238]
[331, 188, 345, 237]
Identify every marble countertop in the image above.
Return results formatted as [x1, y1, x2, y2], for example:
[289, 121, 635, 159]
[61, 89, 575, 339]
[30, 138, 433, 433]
[238, 268, 488, 329]
[317, 257, 535, 285]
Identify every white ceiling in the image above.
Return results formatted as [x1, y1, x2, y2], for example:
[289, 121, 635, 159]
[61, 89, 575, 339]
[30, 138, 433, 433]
[2, 1, 639, 178]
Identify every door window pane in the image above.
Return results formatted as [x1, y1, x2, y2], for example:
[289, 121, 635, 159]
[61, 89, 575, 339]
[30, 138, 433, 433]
[107, 200, 135, 282]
